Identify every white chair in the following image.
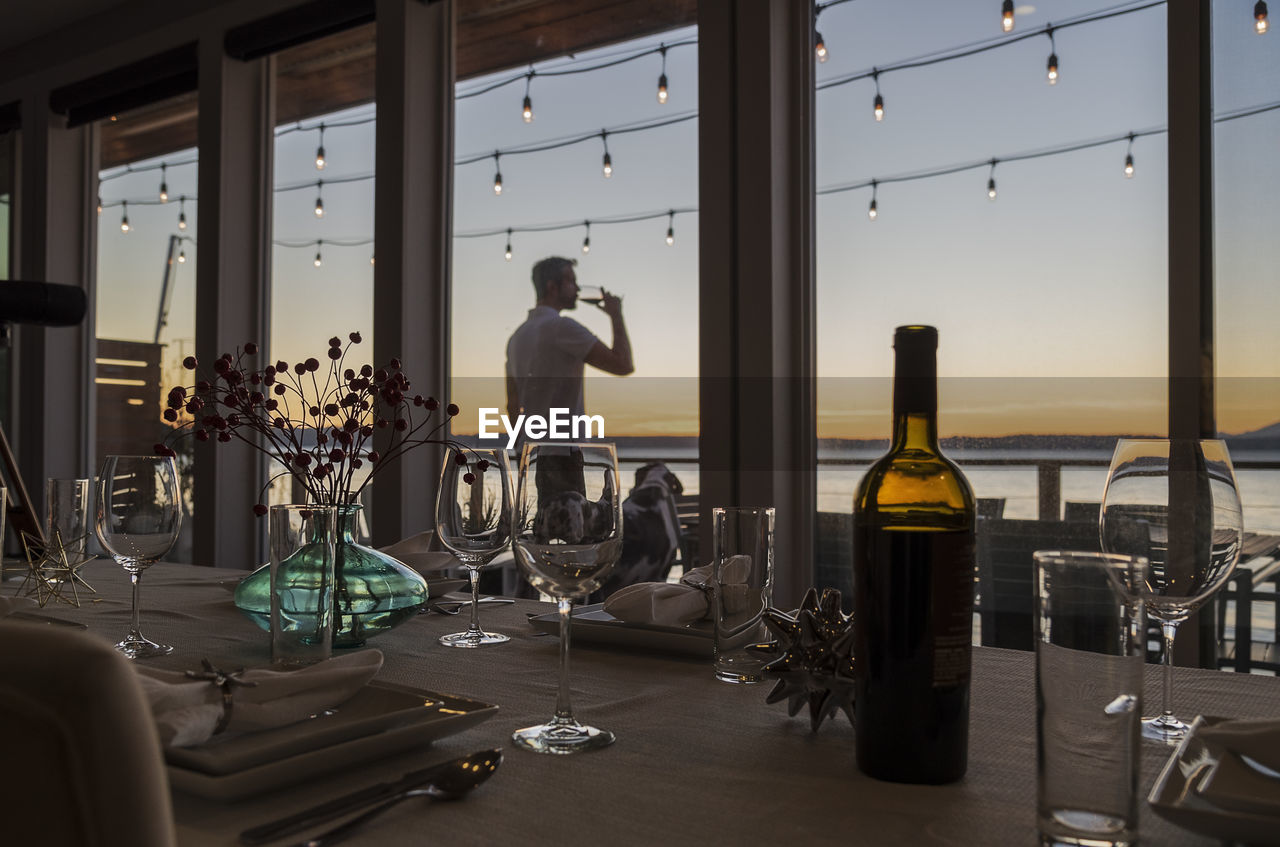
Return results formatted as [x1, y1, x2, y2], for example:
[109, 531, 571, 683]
[0, 621, 176, 847]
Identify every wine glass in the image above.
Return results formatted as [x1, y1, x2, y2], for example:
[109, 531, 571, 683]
[96, 455, 182, 658]
[511, 442, 622, 754]
[1100, 438, 1243, 743]
[435, 448, 514, 648]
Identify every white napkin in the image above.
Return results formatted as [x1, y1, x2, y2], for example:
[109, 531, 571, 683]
[1194, 718, 1280, 817]
[135, 650, 383, 748]
[603, 555, 753, 626]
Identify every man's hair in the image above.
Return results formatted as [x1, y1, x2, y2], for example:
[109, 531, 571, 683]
[531, 256, 578, 299]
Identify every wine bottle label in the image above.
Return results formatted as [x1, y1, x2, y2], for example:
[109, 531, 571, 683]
[931, 530, 974, 688]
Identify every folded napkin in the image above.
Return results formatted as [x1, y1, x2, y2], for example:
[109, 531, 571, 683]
[1194, 718, 1280, 817]
[135, 650, 383, 748]
[603, 555, 753, 626]
[378, 531, 459, 575]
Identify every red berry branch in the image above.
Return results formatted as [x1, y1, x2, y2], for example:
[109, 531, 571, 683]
[158, 332, 474, 515]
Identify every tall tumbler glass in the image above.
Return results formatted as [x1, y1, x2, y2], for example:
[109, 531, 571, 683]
[270, 505, 337, 667]
[1035, 550, 1148, 847]
[712, 506, 775, 684]
[46, 478, 91, 564]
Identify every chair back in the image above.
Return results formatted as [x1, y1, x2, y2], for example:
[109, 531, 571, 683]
[0, 622, 176, 847]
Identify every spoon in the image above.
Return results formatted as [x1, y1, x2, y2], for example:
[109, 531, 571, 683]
[292, 748, 502, 847]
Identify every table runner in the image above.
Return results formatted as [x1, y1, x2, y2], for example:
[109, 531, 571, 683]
[19, 560, 1280, 846]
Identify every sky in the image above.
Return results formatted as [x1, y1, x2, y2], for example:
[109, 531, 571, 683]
[91, 0, 1278, 442]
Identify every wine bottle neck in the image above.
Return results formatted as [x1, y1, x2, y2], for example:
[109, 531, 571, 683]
[892, 412, 940, 451]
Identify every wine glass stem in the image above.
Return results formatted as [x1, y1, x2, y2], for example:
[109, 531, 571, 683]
[1161, 621, 1178, 722]
[130, 571, 142, 636]
[467, 565, 483, 637]
[555, 596, 575, 723]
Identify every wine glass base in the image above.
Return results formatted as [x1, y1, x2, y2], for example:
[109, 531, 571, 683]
[511, 720, 615, 755]
[1142, 714, 1190, 745]
[115, 634, 173, 659]
[439, 630, 510, 648]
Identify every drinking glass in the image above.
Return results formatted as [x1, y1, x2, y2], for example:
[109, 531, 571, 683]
[511, 442, 622, 754]
[95, 456, 182, 658]
[435, 448, 513, 648]
[46, 478, 91, 566]
[1100, 438, 1243, 742]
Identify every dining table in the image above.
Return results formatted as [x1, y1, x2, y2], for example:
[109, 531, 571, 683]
[13, 559, 1280, 846]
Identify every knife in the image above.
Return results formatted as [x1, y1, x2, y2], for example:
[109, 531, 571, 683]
[238, 751, 480, 845]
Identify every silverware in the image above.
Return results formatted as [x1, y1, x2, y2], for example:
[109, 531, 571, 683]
[238, 748, 497, 845]
[425, 597, 515, 616]
[290, 748, 502, 847]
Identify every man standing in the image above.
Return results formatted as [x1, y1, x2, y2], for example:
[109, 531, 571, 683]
[505, 256, 633, 427]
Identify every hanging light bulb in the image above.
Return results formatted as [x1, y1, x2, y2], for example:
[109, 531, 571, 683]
[177, 197, 187, 230]
[96, 196, 103, 216]
[1124, 133, 1136, 178]
[314, 241, 323, 268]
[521, 73, 535, 123]
[872, 71, 884, 121]
[1046, 29, 1059, 84]
[120, 201, 130, 233]
[815, 31, 828, 63]
[505, 229, 513, 262]
[493, 153, 503, 195]
[158, 163, 168, 203]
[602, 152, 613, 178]
[868, 181, 878, 220]
[1257, 1, 1269, 33]
[315, 124, 326, 170]
[657, 73, 669, 103]
[1002, 0, 1015, 32]
[582, 222, 591, 254]
[314, 181, 325, 218]
[370, 254, 376, 266]
[665, 211, 675, 246]
[987, 160, 998, 200]
[178, 249, 186, 264]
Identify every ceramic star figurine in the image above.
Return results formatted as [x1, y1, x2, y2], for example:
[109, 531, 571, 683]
[759, 587, 856, 732]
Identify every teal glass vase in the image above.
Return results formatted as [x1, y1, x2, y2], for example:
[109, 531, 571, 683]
[234, 505, 428, 647]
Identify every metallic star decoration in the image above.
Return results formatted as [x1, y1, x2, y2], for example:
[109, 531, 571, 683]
[15, 529, 97, 608]
[759, 587, 856, 732]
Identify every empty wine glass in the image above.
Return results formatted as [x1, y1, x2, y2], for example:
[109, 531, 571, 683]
[435, 448, 513, 648]
[511, 442, 622, 754]
[96, 455, 182, 658]
[1100, 438, 1243, 743]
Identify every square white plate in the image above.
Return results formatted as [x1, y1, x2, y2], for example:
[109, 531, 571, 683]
[527, 603, 712, 657]
[166, 684, 497, 801]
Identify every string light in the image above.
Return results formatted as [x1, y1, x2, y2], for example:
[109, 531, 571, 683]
[1124, 133, 1135, 177]
[1002, 0, 1015, 32]
[601, 132, 613, 178]
[370, 253, 376, 265]
[987, 160, 998, 200]
[1257, 1, 1269, 33]
[657, 46, 669, 103]
[158, 163, 168, 203]
[872, 70, 884, 121]
[178, 196, 187, 230]
[314, 240, 323, 267]
[868, 181, 878, 220]
[522, 73, 534, 123]
[96, 196, 102, 216]
[1046, 28, 1059, 84]
[492, 153, 503, 195]
[120, 201, 130, 232]
[505, 229, 513, 261]
[815, 5, 828, 62]
[178, 248, 186, 264]
[314, 181, 324, 218]
[582, 221, 591, 254]
[315, 123, 326, 170]
[665, 210, 675, 246]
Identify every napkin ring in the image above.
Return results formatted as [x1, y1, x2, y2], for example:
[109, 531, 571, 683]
[184, 659, 258, 736]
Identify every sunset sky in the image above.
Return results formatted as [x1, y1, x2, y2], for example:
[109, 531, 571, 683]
[92, 0, 1278, 441]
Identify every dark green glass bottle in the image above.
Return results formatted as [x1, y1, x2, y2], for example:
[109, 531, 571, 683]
[853, 325, 976, 784]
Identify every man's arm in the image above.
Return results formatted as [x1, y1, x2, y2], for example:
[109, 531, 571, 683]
[583, 289, 634, 375]
[505, 375, 520, 417]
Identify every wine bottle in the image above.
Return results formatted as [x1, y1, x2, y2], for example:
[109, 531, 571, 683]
[852, 325, 976, 784]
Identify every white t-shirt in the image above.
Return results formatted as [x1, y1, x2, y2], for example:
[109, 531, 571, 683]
[505, 305, 600, 419]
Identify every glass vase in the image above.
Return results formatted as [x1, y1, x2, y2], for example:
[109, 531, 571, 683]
[234, 505, 428, 647]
